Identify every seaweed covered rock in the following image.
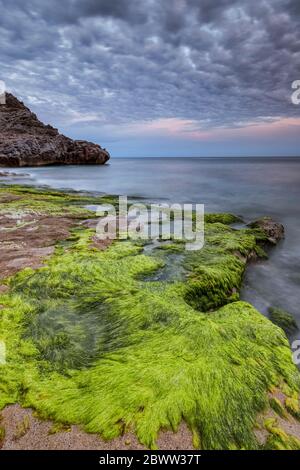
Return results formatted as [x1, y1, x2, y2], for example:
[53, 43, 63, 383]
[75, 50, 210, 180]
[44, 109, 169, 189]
[204, 213, 243, 225]
[0, 93, 110, 167]
[248, 217, 284, 245]
[268, 307, 298, 335]
[0, 186, 299, 450]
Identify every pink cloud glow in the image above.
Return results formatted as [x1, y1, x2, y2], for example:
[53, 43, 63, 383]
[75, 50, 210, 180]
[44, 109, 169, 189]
[122, 116, 300, 142]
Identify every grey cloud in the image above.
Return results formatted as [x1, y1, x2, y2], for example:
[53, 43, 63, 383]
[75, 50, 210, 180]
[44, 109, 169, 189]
[0, 0, 299, 140]
[286, 0, 300, 17]
[1, 0, 148, 25]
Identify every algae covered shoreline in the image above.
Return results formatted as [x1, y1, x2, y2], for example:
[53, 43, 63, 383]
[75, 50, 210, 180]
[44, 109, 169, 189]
[0, 184, 300, 450]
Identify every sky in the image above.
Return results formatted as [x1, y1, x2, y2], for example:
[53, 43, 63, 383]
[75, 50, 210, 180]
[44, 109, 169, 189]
[1, 0, 300, 157]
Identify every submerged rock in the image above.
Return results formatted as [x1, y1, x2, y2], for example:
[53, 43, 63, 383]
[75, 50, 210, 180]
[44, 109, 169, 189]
[248, 217, 284, 245]
[268, 307, 298, 335]
[0, 93, 110, 167]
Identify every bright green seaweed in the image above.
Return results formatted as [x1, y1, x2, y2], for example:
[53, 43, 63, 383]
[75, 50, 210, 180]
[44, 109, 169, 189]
[0, 185, 299, 450]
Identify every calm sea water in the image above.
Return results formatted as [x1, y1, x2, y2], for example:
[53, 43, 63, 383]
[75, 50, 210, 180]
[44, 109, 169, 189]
[2, 157, 300, 339]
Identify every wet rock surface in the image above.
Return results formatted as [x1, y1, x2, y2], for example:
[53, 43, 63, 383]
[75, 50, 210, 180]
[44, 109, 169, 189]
[0, 210, 78, 279]
[0, 404, 193, 450]
[0, 93, 110, 167]
[248, 217, 285, 245]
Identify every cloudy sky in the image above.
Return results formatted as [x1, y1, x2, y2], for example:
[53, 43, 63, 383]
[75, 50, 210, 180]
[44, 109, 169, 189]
[1, 0, 300, 157]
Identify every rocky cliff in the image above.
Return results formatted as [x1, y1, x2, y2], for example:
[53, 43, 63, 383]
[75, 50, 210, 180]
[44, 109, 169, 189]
[0, 93, 110, 166]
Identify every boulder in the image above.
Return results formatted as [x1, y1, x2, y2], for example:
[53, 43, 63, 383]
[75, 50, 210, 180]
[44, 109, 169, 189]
[248, 217, 284, 245]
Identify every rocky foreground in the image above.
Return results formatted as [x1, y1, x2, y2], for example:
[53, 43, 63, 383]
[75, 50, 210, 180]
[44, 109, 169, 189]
[0, 93, 110, 167]
[0, 185, 299, 450]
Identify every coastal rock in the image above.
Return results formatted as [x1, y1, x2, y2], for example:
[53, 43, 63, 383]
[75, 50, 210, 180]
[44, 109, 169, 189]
[248, 217, 285, 245]
[268, 307, 298, 335]
[0, 93, 110, 167]
[0, 171, 29, 177]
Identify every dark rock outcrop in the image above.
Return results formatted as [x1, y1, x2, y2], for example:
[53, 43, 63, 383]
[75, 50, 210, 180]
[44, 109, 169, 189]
[0, 93, 110, 167]
[248, 217, 285, 245]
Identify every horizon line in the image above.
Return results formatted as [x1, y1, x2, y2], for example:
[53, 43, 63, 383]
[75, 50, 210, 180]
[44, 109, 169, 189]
[110, 155, 300, 159]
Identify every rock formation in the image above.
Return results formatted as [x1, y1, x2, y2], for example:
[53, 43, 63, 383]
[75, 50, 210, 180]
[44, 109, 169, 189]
[248, 217, 285, 245]
[0, 93, 110, 166]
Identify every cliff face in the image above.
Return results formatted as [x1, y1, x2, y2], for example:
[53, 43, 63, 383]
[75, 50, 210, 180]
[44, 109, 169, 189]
[0, 93, 110, 166]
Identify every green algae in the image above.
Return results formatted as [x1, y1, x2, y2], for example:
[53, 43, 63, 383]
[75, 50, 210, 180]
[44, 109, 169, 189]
[0, 184, 117, 219]
[204, 213, 242, 225]
[269, 397, 287, 418]
[14, 415, 30, 440]
[264, 418, 300, 450]
[285, 395, 300, 419]
[0, 425, 5, 445]
[0, 185, 299, 450]
[182, 225, 259, 311]
[268, 307, 298, 336]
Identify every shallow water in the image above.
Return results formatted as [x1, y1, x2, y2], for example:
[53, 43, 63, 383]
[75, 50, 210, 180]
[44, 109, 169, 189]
[2, 157, 300, 338]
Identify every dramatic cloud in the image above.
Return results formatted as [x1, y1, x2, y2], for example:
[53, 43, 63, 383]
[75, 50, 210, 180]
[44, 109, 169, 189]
[1, 0, 300, 156]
